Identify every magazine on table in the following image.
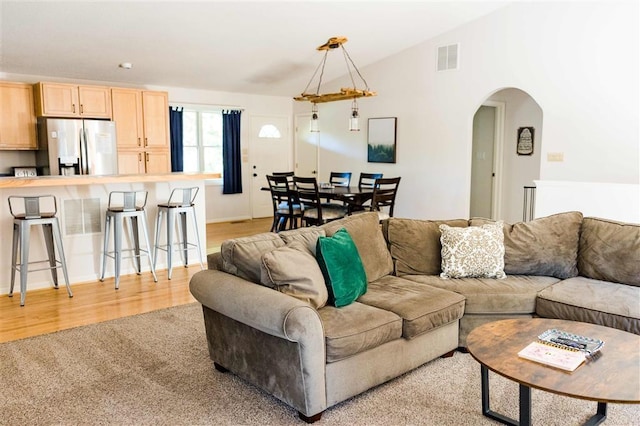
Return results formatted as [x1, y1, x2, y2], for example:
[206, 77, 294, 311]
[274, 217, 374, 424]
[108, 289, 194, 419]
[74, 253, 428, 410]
[517, 329, 605, 372]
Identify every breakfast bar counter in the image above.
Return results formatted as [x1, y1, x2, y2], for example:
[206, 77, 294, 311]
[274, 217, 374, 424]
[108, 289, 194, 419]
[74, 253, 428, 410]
[0, 173, 217, 296]
[0, 172, 218, 188]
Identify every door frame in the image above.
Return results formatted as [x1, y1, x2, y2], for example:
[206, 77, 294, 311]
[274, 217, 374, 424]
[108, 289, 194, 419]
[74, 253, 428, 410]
[477, 101, 505, 220]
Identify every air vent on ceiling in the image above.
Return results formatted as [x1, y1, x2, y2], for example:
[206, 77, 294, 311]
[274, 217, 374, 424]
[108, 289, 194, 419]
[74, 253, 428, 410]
[437, 43, 459, 71]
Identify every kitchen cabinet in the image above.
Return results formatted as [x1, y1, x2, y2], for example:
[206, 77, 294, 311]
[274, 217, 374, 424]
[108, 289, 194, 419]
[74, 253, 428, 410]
[111, 88, 170, 174]
[0, 82, 37, 150]
[34, 82, 111, 118]
[117, 150, 171, 175]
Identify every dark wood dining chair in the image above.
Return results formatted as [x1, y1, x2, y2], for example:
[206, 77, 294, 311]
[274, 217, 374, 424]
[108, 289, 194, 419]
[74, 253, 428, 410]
[358, 172, 383, 189]
[293, 176, 348, 227]
[329, 172, 352, 187]
[370, 177, 401, 221]
[266, 175, 301, 232]
[349, 172, 383, 213]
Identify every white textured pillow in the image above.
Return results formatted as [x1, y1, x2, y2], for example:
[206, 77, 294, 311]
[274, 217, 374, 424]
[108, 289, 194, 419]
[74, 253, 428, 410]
[439, 221, 506, 279]
[260, 241, 328, 309]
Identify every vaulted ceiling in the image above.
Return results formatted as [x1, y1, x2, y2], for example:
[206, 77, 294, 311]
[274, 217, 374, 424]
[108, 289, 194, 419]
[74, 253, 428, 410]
[1, 1, 509, 97]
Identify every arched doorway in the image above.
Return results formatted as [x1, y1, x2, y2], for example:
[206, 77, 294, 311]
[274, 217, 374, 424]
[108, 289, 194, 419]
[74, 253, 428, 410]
[470, 88, 543, 222]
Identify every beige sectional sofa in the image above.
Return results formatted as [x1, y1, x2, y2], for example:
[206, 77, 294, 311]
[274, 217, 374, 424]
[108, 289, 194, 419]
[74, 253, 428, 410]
[189, 211, 640, 422]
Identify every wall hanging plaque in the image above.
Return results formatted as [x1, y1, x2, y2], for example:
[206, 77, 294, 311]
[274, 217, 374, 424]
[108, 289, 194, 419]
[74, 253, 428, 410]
[517, 127, 534, 155]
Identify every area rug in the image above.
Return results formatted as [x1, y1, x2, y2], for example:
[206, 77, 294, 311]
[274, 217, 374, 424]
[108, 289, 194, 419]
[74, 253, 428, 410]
[0, 303, 638, 425]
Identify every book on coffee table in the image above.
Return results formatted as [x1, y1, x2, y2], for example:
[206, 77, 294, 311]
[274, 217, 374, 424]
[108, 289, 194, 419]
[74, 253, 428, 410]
[518, 329, 605, 371]
[518, 341, 586, 371]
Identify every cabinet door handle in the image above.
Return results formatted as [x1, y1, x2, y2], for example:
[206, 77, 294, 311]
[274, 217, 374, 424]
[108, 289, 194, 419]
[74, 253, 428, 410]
[72, 104, 76, 113]
[138, 153, 142, 161]
[137, 137, 141, 147]
[144, 137, 148, 147]
[146, 153, 149, 162]
[80, 104, 84, 114]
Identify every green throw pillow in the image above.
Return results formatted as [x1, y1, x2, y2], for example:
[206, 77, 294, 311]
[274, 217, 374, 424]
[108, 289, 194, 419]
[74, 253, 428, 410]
[316, 228, 367, 307]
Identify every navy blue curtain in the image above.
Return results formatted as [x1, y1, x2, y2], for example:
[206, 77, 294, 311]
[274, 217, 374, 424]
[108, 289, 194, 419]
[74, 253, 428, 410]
[169, 107, 184, 172]
[222, 110, 242, 194]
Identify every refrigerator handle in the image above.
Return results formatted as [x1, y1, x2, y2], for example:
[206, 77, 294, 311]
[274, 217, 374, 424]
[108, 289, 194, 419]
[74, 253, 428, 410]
[80, 127, 89, 175]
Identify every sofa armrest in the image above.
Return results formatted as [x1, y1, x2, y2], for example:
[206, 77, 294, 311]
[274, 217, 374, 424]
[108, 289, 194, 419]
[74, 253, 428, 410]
[190, 269, 324, 341]
[189, 269, 327, 417]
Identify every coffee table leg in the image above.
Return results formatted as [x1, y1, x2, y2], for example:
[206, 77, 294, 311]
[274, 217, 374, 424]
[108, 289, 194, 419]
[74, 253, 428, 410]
[519, 383, 532, 426]
[481, 365, 607, 426]
[481, 365, 526, 426]
[584, 402, 607, 426]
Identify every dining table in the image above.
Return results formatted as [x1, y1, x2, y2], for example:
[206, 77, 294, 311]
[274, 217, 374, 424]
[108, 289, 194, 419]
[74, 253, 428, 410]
[262, 184, 375, 212]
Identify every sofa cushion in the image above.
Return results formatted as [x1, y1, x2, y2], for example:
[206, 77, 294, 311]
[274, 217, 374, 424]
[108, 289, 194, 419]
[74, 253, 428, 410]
[403, 274, 559, 315]
[536, 277, 640, 335]
[470, 211, 583, 279]
[279, 227, 326, 257]
[383, 218, 469, 276]
[318, 302, 403, 363]
[322, 212, 394, 282]
[578, 217, 640, 286]
[356, 275, 465, 339]
[439, 221, 506, 279]
[220, 232, 284, 283]
[260, 241, 328, 309]
[316, 229, 367, 308]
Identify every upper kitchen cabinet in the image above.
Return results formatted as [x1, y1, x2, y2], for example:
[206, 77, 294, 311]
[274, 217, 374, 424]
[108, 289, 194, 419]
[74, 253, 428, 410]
[0, 82, 37, 150]
[112, 88, 170, 174]
[34, 82, 112, 118]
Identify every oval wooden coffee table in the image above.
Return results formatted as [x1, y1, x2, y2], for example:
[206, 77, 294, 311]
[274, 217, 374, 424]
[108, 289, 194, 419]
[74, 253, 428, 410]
[467, 318, 640, 426]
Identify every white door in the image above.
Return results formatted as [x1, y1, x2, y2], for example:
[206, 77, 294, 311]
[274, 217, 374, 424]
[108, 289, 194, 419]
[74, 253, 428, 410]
[295, 113, 319, 178]
[470, 106, 495, 218]
[470, 101, 504, 219]
[250, 115, 290, 218]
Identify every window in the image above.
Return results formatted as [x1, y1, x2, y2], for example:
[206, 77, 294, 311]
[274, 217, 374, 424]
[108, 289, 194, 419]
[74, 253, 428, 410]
[182, 108, 223, 174]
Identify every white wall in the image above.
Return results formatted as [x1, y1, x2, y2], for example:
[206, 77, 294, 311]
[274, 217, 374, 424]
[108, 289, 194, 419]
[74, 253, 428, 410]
[296, 1, 639, 221]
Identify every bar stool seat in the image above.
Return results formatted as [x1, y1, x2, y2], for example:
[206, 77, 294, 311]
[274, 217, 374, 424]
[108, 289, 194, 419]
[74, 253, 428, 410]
[153, 187, 204, 279]
[100, 191, 157, 289]
[8, 195, 72, 306]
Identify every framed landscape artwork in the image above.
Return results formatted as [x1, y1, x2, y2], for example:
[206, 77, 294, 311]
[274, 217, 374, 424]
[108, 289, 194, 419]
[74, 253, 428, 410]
[368, 117, 397, 163]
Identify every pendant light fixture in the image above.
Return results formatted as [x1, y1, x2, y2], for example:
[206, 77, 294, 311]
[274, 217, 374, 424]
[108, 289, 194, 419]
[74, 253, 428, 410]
[349, 98, 360, 131]
[310, 103, 319, 133]
[294, 37, 376, 132]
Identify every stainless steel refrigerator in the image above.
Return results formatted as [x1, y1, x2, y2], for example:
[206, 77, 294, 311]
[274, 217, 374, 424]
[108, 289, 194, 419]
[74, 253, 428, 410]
[36, 118, 118, 176]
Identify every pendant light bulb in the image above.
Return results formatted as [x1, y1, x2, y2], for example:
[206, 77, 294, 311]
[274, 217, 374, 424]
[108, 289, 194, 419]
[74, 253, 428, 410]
[349, 99, 360, 132]
[310, 103, 319, 133]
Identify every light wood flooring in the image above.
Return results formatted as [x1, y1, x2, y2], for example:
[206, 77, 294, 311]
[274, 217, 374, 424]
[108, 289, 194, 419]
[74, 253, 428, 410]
[0, 217, 272, 343]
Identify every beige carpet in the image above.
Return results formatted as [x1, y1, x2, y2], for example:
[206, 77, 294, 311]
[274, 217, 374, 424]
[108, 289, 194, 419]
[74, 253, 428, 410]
[0, 303, 638, 425]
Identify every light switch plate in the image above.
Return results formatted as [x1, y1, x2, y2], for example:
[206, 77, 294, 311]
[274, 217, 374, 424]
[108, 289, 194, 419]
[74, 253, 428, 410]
[547, 152, 564, 162]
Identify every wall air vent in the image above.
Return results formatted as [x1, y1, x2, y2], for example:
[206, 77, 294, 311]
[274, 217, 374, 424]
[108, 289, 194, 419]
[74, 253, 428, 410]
[437, 43, 459, 71]
[64, 198, 102, 235]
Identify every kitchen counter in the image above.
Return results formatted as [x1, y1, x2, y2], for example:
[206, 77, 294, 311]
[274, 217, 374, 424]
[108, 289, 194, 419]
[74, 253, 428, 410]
[0, 172, 216, 295]
[0, 172, 220, 188]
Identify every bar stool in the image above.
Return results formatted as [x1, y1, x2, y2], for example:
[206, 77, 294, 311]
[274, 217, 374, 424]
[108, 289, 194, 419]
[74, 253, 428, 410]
[100, 191, 157, 289]
[153, 187, 204, 279]
[8, 195, 72, 306]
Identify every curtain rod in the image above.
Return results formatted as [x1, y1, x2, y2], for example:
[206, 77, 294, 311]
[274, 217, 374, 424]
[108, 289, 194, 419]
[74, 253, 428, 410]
[169, 101, 245, 111]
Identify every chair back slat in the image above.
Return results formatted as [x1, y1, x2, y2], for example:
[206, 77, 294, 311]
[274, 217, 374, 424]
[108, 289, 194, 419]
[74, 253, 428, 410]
[371, 177, 401, 217]
[359, 172, 383, 189]
[167, 187, 199, 207]
[8, 195, 57, 219]
[329, 172, 352, 187]
[108, 191, 148, 212]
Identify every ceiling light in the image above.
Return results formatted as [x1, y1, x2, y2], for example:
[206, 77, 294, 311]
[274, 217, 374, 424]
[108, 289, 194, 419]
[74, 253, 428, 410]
[118, 62, 133, 69]
[349, 99, 360, 132]
[294, 37, 376, 132]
